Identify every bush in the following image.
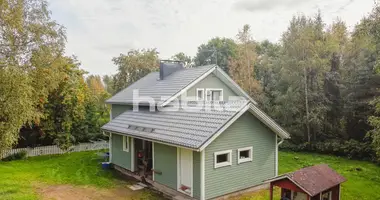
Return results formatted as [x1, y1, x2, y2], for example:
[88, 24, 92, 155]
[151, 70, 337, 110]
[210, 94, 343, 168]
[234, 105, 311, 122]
[280, 139, 376, 162]
[1, 150, 28, 161]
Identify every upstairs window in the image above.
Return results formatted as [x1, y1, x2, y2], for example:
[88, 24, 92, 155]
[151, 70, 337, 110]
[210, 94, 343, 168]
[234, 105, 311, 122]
[322, 191, 332, 200]
[196, 88, 204, 100]
[237, 147, 253, 164]
[214, 150, 232, 168]
[206, 89, 223, 101]
[123, 136, 129, 152]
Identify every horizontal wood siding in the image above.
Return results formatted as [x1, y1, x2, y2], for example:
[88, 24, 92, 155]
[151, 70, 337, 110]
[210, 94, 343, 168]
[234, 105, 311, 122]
[111, 104, 132, 119]
[186, 74, 237, 100]
[111, 134, 131, 170]
[205, 112, 276, 199]
[193, 151, 201, 199]
[153, 143, 177, 190]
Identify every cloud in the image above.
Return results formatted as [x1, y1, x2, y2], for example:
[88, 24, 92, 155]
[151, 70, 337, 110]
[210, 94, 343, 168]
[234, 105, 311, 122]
[47, 0, 373, 76]
[233, 0, 309, 12]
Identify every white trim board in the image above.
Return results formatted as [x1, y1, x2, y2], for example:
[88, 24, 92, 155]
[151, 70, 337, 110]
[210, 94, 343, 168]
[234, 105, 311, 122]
[200, 150, 205, 200]
[161, 66, 216, 107]
[161, 65, 259, 107]
[109, 133, 112, 162]
[213, 66, 257, 104]
[199, 104, 250, 151]
[104, 131, 197, 151]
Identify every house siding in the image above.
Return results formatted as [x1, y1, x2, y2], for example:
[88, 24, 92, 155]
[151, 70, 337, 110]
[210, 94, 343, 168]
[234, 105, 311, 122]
[186, 74, 238, 101]
[153, 143, 177, 189]
[111, 104, 132, 119]
[111, 133, 132, 170]
[193, 151, 201, 199]
[204, 112, 276, 199]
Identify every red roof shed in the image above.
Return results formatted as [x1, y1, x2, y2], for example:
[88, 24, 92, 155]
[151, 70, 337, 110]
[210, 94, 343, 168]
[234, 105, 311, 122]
[268, 164, 346, 200]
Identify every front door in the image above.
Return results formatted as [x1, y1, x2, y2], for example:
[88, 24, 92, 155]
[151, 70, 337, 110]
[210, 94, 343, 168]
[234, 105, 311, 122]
[178, 148, 192, 196]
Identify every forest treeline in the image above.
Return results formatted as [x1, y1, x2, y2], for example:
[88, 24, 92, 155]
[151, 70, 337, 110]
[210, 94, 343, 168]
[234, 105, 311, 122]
[1, 0, 380, 162]
[107, 4, 380, 162]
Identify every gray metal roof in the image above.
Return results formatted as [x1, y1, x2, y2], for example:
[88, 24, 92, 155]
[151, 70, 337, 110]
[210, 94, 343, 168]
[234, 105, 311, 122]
[106, 65, 216, 105]
[102, 101, 248, 149]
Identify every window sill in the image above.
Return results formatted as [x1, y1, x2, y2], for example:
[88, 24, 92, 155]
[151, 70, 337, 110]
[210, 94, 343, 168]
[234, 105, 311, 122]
[214, 162, 232, 169]
[238, 158, 252, 164]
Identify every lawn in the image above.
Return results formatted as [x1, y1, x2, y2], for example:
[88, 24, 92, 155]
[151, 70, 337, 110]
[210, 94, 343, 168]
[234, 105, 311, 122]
[239, 151, 380, 200]
[0, 151, 163, 200]
[0, 151, 379, 200]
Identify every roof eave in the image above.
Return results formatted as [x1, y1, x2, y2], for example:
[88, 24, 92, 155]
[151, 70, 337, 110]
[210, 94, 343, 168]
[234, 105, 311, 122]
[102, 128, 199, 151]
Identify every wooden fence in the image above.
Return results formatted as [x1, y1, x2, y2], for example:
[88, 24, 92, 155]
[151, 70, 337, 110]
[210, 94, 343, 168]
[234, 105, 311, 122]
[0, 141, 109, 159]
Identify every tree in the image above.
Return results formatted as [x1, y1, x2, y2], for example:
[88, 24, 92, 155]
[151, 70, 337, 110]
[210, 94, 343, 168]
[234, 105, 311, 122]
[229, 25, 262, 101]
[194, 37, 238, 72]
[86, 75, 105, 95]
[366, 2, 380, 160]
[171, 52, 192, 67]
[103, 75, 115, 95]
[112, 49, 159, 93]
[0, 0, 65, 151]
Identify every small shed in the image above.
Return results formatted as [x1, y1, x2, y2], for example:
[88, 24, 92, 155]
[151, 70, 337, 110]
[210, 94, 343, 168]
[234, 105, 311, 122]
[267, 164, 346, 200]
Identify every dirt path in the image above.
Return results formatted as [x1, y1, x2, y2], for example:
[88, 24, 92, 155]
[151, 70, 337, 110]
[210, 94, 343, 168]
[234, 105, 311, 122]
[35, 184, 153, 200]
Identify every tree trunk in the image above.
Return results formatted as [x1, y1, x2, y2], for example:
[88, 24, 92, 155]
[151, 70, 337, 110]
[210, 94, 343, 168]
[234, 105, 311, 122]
[304, 66, 311, 143]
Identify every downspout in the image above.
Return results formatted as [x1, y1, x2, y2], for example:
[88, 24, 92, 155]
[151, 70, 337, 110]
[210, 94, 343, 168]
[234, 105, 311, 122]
[275, 137, 285, 176]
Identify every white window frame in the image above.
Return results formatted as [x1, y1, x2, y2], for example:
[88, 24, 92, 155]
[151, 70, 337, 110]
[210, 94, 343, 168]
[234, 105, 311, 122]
[122, 136, 129, 152]
[196, 88, 205, 101]
[214, 150, 232, 168]
[237, 147, 253, 164]
[321, 191, 332, 200]
[205, 88, 223, 101]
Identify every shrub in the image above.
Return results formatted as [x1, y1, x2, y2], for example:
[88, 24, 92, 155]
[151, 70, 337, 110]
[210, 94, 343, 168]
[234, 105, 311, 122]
[1, 150, 28, 161]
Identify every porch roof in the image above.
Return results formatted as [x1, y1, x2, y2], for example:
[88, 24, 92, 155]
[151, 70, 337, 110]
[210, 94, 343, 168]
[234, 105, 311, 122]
[101, 101, 248, 150]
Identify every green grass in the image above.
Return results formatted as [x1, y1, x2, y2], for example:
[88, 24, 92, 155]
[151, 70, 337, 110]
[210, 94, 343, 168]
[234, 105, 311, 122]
[1, 151, 380, 200]
[243, 151, 380, 200]
[0, 151, 156, 200]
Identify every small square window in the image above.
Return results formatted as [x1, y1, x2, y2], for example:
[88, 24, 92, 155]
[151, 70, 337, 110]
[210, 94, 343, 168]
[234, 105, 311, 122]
[123, 136, 129, 152]
[196, 88, 204, 101]
[214, 150, 232, 168]
[206, 89, 223, 101]
[237, 147, 253, 164]
[322, 191, 332, 200]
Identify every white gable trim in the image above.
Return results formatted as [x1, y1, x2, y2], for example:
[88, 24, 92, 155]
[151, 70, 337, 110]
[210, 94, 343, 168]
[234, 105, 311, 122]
[248, 104, 290, 139]
[213, 67, 257, 105]
[198, 103, 290, 151]
[161, 66, 217, 107]
[198, 104, 250, 151]
[161, 65, 258, 107]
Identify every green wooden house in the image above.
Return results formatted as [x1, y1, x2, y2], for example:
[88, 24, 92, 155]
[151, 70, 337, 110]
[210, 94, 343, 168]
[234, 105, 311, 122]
[101, 61, 290, 200]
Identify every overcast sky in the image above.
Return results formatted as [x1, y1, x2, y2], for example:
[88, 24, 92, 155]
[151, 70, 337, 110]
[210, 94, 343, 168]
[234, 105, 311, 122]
[48, 0, 375, 76]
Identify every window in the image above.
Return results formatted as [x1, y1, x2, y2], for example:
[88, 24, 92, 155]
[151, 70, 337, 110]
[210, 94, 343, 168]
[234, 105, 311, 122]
[123, 136, 129, 152]
[237, 147, 253, 164]
[206, 89, 223, 101]
[214, 150, 232, 168]
[196, 88, 204, 100]
[322, 191, 332, 200]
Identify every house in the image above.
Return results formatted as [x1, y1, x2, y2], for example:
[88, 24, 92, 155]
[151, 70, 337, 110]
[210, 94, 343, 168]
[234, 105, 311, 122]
[101, 61, 291, 200]
[267, 164, 346, 200]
